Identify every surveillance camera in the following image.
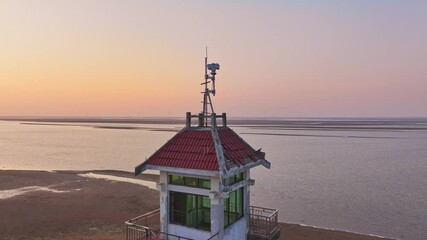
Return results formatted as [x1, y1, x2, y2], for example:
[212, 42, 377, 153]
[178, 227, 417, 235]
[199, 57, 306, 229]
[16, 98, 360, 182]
[207, 63, 220, 71]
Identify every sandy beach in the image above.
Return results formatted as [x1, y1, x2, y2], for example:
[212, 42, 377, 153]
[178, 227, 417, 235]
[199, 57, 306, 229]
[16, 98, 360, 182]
[0, 170, 392, 240]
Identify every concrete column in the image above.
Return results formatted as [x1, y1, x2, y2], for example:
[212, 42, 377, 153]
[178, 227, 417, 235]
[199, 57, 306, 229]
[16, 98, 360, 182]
[186, 112, 191, 128]
[159, 172, 169, 233]
[210, 177, 224, 238]
[245, 170, 251, 237]
[211, 113, 217, 127]
[198, 113, 204, 127]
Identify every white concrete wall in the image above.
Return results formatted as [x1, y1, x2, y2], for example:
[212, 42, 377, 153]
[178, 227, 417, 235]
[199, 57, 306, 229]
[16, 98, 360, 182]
[168, 223, 211, 240]
[210, 176, 223, 238]
[245, 169, 250, 236]
[222, 217, 247, 240]
[160, 170, 250, 240]
[159, 171, 169, 232]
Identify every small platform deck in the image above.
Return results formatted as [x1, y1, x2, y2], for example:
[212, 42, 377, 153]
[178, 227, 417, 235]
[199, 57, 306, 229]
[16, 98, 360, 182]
[248, 206, 280, 240]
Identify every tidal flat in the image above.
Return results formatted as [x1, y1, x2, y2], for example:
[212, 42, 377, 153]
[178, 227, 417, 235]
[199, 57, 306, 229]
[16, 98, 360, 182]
[0, 170, 392, 240]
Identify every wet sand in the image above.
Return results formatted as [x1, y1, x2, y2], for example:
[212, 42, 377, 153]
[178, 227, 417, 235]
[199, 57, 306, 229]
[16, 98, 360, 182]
[0, 170, 392, 240]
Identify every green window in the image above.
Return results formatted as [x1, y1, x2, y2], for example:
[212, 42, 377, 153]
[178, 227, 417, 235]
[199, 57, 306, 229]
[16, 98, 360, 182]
[169, 175, 211, 189]
[228, 172, 244, 185]
[184, 177, 198, 187]
[224, 187, 244, 227]
[199, 179, 211, 189]
[170, 191, 211, 231]
[170, 175, 184, 185]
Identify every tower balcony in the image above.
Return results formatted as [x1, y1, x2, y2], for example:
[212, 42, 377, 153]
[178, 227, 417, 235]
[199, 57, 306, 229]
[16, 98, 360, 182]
[125, 206, 279, 240]
[248, 206, 280, 240]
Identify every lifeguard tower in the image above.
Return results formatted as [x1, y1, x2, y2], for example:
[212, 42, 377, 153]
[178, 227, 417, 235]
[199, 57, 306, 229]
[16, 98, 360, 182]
[126, 55, 279, 240]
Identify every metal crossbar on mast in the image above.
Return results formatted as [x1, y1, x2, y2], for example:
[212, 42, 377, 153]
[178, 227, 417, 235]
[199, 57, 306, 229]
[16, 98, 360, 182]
[201, 48, 220, 127]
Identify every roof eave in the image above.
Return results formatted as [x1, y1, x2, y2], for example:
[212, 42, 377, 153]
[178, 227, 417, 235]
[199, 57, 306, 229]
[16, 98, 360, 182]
[225, 158, 271, 177]
[135, 162, 148, 176]
[136, 164, 220, 177]
[261, 159, 271, 169]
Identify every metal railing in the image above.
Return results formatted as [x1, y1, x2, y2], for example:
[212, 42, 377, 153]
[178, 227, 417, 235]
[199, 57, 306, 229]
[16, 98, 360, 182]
[206, 232, 219, 240]
[248, 206, 279, 240]
[126, 209, 161, 231]
[125, 209, 199, 240]
[125, 209, 193, 240]
[125, 224, 193, 240]
[126, 206, 279, 240]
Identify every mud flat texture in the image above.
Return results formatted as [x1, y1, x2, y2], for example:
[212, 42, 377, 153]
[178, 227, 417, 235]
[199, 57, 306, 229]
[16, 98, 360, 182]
[0, 170, 392, 240]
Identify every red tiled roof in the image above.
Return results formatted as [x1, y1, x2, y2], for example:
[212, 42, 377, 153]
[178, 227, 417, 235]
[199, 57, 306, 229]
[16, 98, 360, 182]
[218, 128, 259, 167]
[136, 127, 264, 173]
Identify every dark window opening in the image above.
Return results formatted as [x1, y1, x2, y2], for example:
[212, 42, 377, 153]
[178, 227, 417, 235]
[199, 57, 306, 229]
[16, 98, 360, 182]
[170, 191, 211, 231]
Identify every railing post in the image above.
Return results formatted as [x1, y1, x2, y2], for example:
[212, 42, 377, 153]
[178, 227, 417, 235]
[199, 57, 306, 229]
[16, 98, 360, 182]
[125, 225, 128, 240]
[222, 113, 227, 127]
[186, 112, 191, 128]
[198, 113, 204, 127]
[211, 113, 217, 127]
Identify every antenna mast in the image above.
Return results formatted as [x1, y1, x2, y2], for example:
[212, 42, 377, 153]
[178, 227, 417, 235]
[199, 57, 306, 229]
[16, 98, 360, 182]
[201, 48, 220, 126]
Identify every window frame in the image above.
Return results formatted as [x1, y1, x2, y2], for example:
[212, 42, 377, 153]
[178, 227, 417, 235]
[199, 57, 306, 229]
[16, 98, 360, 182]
[169, 191, 211, 231]
[224, 187, 244, 227]
[169, 175, 211, 190]
[228, 172, 244, 185]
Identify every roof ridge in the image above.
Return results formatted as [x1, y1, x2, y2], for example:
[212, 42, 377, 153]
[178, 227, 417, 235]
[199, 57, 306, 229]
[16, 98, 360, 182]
[210, 125, 229, 187]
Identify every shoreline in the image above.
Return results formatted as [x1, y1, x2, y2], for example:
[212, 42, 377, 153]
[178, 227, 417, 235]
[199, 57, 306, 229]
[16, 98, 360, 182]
[1, 116, 427, 129]
[0, 169, 394, 240]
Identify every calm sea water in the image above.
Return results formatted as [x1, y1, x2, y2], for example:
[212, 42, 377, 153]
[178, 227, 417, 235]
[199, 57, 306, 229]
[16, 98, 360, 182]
[1, 119, 426, 240]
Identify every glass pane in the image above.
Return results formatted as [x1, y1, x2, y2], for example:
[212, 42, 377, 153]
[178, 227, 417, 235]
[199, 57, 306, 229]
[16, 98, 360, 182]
[235, 172, 243, 182]
[186, 194, 197, 227]
[184, 177, 198, 187]
[199, 179, 211, 189]
[201, 196, 211, 208]
[228, 175, 236, 185]
[229, 191, 236, 213]
[229, 191, 237, 224]
[170, 175, 184, 185]
[171, 192, 212, 230]
[236, 188, 243, 218]
[224, 198, 229, 226]
[171, 192, 186, 225]
[198, 196, 211, 230]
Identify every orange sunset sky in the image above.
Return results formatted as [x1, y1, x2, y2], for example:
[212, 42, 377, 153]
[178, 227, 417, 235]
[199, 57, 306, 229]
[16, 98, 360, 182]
[1, 1, 427, 117]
